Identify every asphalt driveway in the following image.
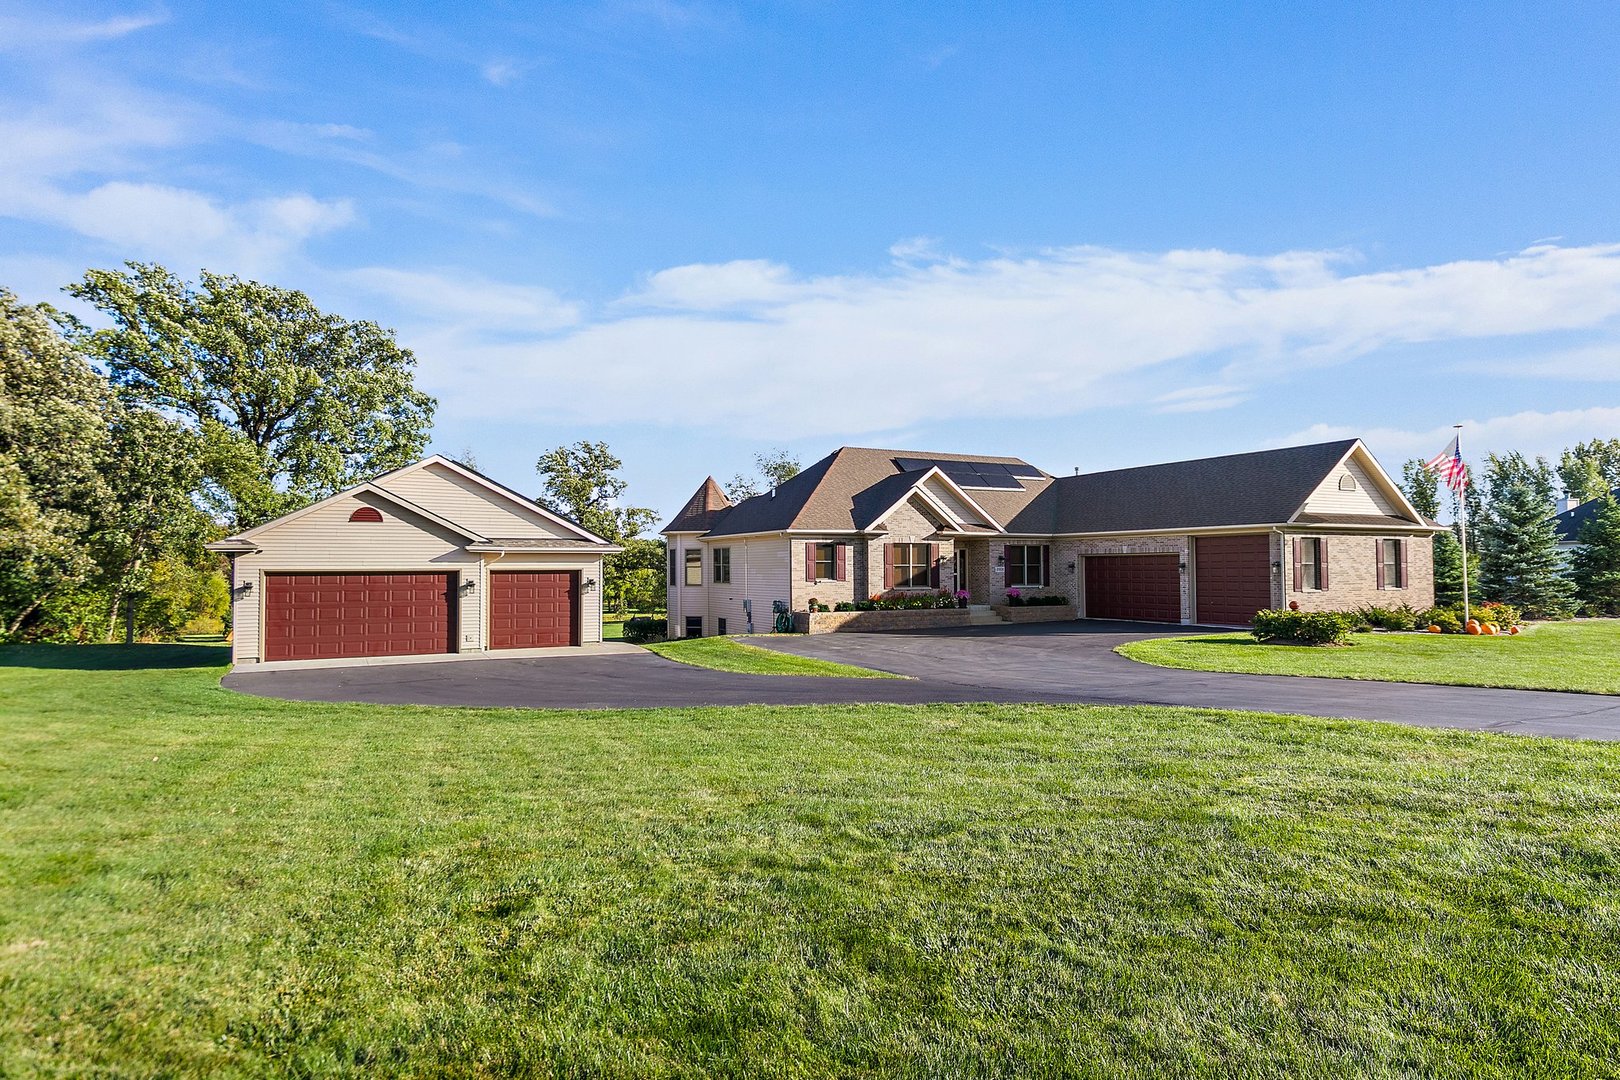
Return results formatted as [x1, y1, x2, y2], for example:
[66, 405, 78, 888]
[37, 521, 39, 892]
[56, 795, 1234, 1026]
[222, 621, 1620, 740]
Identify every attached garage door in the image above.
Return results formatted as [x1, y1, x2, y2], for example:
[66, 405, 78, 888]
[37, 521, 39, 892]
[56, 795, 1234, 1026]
[264, 573, 453, 662]
[489, 571, 578, 649]
[1084, 554, 1181, 622]
[1194, 535, 1273, 626]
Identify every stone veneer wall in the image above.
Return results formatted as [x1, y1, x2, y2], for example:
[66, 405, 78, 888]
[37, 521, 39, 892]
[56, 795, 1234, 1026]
[1282, 532, 1436, 613]
[990, 604, 1079, 623]
[793, 608, 974, 634]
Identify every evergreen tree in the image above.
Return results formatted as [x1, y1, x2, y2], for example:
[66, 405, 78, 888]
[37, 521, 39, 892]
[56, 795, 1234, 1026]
[1477, 452, 1576, 618]
[1432, 529, 1466, 606]
[1569, 496, 1620, 615]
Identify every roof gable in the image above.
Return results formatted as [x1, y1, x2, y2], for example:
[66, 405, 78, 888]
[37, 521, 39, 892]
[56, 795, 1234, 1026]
[380, 456, 609, 543]
[210, 483, 488, 550]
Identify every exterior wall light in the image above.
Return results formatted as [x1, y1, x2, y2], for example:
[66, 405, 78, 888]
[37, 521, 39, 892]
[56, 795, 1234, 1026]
[583, 577, 597, 591]
[459, 579, 476, 595]
[233, 580, 254, 598]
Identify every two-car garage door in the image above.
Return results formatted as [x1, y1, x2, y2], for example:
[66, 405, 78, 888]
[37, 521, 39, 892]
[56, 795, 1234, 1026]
[263, 570, 578, 661]
[1082, 536, 1273, 625]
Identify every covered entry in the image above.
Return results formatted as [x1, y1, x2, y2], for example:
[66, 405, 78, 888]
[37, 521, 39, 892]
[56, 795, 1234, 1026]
[489, 570, 579, 649]
[1083, 554, 1181, 622]
[263, 573, 454, 662]
[1193, 534, 1273, 625]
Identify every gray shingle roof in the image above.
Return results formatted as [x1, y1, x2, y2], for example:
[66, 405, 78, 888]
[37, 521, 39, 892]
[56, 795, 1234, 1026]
[1008, 440, 1362, 534]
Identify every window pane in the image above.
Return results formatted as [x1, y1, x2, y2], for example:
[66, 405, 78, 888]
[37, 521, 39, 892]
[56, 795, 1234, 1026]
[684, 550, 702, 586]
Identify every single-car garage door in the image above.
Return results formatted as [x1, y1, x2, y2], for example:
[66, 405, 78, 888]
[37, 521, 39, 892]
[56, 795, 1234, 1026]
[489, 571, 578, 649]
[264, 573, 453, 662]
[1194, 535, 1273, 625]
[1084, 554, 1181, 622]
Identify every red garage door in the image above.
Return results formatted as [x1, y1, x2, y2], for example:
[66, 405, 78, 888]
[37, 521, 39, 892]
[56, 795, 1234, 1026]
[489, 571, 578, 649]
[264, 573, 453, 662]
[1194, 535, 1273, 626]
[1084, 554, 1181, 622]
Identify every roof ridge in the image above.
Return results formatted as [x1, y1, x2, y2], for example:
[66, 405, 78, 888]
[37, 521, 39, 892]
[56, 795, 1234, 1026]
[1060, 438, 1360, 482]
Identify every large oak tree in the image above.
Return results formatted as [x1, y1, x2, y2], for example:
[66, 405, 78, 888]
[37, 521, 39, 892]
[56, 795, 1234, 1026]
[69, 264, 436, 528]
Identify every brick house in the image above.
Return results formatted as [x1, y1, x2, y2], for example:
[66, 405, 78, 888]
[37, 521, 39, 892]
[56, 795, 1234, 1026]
[662, 440, 1439, 635]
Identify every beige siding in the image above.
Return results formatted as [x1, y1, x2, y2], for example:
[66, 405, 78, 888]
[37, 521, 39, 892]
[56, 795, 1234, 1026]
[1301, 454, 1404, 517]
[230, 491, 479, 664]
[379, 463, 580, 539]
[920, 477, 988, 526]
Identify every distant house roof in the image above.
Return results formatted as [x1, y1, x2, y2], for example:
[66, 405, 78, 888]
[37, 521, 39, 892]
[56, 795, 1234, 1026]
[1552, 488, 1620, 543]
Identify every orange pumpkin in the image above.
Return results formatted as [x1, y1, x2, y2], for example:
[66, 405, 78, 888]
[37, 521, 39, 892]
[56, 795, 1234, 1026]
[1484, 624, 1498, 635]
[1466, 622, 1482, 635]
[1427, 624, 1442, 633]
[1508, 625, 1521, 635]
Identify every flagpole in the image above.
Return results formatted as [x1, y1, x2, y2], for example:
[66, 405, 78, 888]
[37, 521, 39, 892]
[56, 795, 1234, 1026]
[1455, 423, 1470, 624]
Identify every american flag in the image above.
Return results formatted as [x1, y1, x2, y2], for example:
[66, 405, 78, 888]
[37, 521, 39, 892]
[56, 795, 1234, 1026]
[1426, 435, 1468, 492]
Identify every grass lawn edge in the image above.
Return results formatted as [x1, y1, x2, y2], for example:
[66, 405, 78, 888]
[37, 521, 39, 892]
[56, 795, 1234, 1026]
[642, 636, 907, 679]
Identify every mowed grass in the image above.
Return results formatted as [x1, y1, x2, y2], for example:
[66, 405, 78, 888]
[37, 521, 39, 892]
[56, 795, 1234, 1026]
[644, 636, 904, 678]
[3, 647, 1620, 1077]
[1119, 619, 1620, 695]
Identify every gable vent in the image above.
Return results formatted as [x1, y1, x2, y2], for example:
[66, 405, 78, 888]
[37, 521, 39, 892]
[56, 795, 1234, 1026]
[348, 507, 384, 523]
[1338, 474, 1357, 491]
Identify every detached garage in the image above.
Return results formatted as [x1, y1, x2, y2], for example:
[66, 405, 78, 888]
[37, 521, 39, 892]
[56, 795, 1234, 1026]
[208, 457, 618, 667]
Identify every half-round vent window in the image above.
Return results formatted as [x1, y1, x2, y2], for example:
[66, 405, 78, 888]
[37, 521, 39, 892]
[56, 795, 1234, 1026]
[1338, 474, 1357, 491]
[348, 506, 384, 523]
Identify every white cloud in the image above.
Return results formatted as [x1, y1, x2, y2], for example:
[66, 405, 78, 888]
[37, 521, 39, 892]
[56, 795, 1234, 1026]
[1280, 406, 1620, 467]
[344, 268, 579, 331]
[401, 242, 1620, 437]
[1153, 384, 1250, 413]
[0, 8, 168, 49]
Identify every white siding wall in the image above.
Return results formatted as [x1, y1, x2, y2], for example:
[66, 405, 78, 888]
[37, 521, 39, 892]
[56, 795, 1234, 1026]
[704, 537, 792, 636]
[230, 491, 479, 664]
[380, 464, 579, 539]
[1302, 454, 1403, 517]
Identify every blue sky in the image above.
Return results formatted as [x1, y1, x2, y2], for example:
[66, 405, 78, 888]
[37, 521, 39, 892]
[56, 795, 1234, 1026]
[3, 1, 1618, 522]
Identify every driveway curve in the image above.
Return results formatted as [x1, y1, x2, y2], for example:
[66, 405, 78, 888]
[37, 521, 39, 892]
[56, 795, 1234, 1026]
[223, 622, 1620, 741]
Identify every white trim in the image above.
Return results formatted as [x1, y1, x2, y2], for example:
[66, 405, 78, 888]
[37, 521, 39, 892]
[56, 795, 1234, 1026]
[230, 483, 489, 544]
[380, 455, 613, 544]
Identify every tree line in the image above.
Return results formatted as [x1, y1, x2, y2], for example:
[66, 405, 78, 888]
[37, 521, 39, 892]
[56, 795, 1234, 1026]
[1399, 439, 1620, 619]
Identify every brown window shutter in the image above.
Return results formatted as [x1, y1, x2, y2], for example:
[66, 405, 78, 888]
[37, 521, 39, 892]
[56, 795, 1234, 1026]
[834, 543, 846, 582]
[1041, 545, 1051, 587]
[1319, 539, 1330, 591]
[1376, 539, 1385, 590]
[1292, 538, 1302, 592]
[805, 542, 816, 582]
[929, 543, 941, 588]
[1399, 539, 1408, 589]
[883, 543, 895, 590]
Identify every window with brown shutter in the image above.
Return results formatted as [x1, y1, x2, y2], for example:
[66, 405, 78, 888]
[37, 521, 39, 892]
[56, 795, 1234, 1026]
[891, 543, 933, 588]
[1380, 538, 1402, 589]
[1298, 538, 1323, 590]
[813, 542, 837, 581]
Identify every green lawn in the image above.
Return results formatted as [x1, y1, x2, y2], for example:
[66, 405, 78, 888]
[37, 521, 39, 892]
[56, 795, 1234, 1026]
[3, 646, 1620, 1076]
[1120, 618, 1620, 695]
[644, 636, 904, 678]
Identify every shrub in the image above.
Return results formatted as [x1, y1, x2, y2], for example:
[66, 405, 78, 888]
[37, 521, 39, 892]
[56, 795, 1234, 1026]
[1251, 609, 1357, 646]
[622, 617, 667, 644]
[1415, 601, 1523, 633]
[831, 591, 958, 612]
[1418, 607, 1463, 634]
[1356, 603, 1421, 631]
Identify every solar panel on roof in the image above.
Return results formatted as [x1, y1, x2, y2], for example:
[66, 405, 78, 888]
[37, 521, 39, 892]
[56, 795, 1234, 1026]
[891, 456, 1029, 488]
